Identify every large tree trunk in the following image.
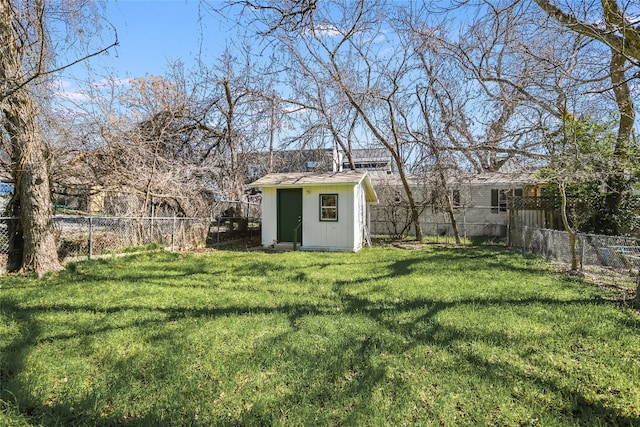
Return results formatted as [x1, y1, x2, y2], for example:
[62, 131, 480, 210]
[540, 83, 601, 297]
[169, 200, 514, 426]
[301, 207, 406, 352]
[6, 102, 61, 274]
[559, 182, 579, 271]
[1, 0, 62, 275]
[393, 152, 423, 242]
[604, 50, 634, 235]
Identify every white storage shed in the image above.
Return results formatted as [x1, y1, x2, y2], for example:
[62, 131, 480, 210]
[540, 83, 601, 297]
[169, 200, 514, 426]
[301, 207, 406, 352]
[249, 171, 378, 252]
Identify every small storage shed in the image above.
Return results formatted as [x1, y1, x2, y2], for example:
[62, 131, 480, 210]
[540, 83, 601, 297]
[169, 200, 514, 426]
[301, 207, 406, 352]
[249, 171, 378, 252]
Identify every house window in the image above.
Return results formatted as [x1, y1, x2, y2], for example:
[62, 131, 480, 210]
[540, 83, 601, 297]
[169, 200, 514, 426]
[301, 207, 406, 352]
[320, 194, 338, 221]
[431, 189, 461, 213]
[491, 189, 523, 213]
[491, 189, 506, 213]
[452, 189, 461, 209]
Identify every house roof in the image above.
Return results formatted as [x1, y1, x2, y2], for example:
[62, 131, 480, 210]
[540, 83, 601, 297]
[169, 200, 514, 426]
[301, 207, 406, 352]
[240, 148, 338, 174]
[343, 148, 392, 162]
[249, 171, 378, 203]
[371, 171, 541, 188]
[451, 171, 540, 186]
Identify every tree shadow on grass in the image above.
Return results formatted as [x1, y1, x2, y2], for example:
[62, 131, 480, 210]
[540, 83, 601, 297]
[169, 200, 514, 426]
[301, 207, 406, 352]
[5, 292, 638, 425]
[2, 248, 639, 426]
[335, 252, 560, 288]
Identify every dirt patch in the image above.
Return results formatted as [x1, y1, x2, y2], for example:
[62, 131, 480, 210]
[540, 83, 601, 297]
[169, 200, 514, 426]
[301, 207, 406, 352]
[553, 262, 639, 310]
[206, 236, 262, 251]
[391, 242, 425, 250]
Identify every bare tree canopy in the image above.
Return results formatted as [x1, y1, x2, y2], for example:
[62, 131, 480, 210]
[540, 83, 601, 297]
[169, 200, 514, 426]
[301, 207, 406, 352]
[533, 0, 638, 234]
[214, 0, 639, 240]
[231, 0, 320, 34]
[534, 0, 640, 66]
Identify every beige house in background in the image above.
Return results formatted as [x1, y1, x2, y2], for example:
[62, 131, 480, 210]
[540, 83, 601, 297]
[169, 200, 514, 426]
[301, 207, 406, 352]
[370, 171, 544, 237]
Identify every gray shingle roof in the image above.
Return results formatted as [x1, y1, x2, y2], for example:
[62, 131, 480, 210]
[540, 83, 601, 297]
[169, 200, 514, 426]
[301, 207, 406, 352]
[249, 171, 378, 202]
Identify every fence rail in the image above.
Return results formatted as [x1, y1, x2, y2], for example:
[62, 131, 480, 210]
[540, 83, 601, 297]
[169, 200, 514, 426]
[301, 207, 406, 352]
[509, 225, 640, 271]
[1, 214, 638, 288]
[0, 215, 259, 266]
[370, 219, 508, 240]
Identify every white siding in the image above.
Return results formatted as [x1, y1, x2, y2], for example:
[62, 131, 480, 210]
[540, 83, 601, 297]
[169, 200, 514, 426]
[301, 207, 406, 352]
[302, 184, 356, 251]
[260, 187, 278, 246]
[352, 184, 367, 251]
[465, 185, 507, 225]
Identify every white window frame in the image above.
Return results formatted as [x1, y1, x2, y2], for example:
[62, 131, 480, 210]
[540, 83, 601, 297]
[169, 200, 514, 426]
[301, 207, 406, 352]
[319, 194, 338, 221]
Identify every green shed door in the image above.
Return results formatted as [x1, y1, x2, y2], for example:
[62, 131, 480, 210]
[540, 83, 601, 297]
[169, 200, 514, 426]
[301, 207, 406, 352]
[277, 188, 302, 243]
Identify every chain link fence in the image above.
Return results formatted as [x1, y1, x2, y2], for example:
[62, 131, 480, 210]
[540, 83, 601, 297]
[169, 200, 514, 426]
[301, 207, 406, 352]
[370, 213, 638, 286]
[1, 210, 638, 290]
[371, 219, 508, 241]
[509, 225, 640, 269]
[509, 225, 640, 289]
[0, 213, 260, 267]
[369, 203, 510, 240]
[0, 218, 10, 269]
[56, 216, 214, 259]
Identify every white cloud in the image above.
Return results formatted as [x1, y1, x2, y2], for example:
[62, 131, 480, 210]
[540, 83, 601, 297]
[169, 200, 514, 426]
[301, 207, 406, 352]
[53, 80, 92, 102]
[312, 24, 342, 37]
[53, 77, 132, 102]
[370, 34, 387, 44]
[91, 78, 132, 89]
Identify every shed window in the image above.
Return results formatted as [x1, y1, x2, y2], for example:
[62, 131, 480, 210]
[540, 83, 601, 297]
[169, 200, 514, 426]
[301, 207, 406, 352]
[320, 194, 338, 221]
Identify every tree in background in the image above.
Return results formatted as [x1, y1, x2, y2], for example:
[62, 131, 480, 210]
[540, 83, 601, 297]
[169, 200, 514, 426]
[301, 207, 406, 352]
[80, 45, 278, 216]
[255, 0, 427, 240]
[542, 116, 638, 225]
[279, 40, 361, 171]
[540, 117, 622, 269]
[94, 73, 221, 217]
[533, 0, 638, 235]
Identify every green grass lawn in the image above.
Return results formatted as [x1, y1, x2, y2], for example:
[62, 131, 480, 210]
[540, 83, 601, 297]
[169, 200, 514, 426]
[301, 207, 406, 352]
[1, 245, 639, 426]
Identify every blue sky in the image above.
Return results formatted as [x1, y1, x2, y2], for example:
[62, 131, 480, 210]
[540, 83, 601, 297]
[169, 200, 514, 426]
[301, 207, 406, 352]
[57, 1, 234, 101]
[104, 1, 230, 78]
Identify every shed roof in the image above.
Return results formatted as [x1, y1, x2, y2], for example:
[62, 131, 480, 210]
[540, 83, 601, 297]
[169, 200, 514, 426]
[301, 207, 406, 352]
[249, 171, 378, 203]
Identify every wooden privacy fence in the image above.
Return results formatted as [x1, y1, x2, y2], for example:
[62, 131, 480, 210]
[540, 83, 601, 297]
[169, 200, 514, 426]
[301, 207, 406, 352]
[508, 196, 563, 231]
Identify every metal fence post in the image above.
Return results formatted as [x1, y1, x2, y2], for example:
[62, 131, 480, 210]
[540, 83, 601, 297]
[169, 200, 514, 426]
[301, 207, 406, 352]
[579, 234, 584, 271]
[171, 215, 176, 251]
[88, 216, 93, 260]
[217, 214, 221, 244]
[150, 203, 154, 244]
